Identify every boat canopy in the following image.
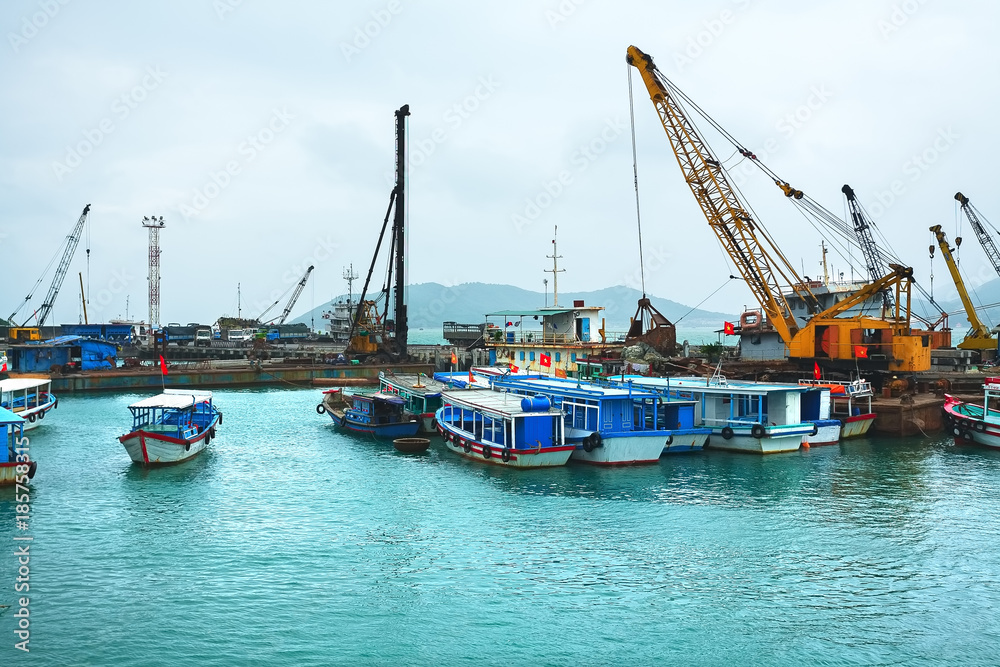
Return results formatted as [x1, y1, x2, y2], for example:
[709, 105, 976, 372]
[442, 388, 558, 418]
[369, 392, 406, 404]
[0, 406, 25, 425]
[128, 391, 213, 409]
[0, 378, 51, 392]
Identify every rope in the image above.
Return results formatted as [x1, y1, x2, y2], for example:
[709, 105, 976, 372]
[674, 277, 738, 324]
[627, 64, 646, 296]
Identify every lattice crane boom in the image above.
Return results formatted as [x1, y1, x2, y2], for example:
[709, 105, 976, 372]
[841, 185, 894, 313]
[277, 265, 314, 325]
[956, 192, 1000, 279]
[929, 224, 993, 349]
[30, 204, 91, 327]
[626, 46, 811, 344]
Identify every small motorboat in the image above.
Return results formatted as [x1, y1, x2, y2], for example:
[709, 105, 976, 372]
[119, 389, 222, 466]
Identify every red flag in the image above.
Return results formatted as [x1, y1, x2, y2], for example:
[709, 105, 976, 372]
[468, 369, 475, 385]
[854, 345, 868, 359]
[159, 355, 169, 376]
[813, 362, 821, 380]
[555, 368, 567, 379]
[450, 352, 458, 365]
[723, 321, 735, 335]
[540, 353, 551, 367]
[510, 364, 519, 373]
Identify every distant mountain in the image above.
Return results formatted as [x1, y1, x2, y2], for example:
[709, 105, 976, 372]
[914, 275, 1000, 331]
[292, 282, 736, 331]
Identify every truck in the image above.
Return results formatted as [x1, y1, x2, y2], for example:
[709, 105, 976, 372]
[195, 328, 213, 346]
[163, 325, 196, 346]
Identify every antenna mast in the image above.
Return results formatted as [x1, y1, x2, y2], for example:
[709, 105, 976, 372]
[545, 225, 565, 307]
[142, 215, 165, 328]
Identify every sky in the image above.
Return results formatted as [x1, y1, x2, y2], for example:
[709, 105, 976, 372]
[3, 0, 999, 328]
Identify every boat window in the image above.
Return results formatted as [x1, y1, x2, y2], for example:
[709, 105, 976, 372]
[529, 352, 535, 361]
[520, 351, 525, 361]
[555, 352, 561, 362]
[571, 353, 577, 362]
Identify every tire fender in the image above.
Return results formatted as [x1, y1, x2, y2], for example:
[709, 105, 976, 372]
[721, 426, 734, 440]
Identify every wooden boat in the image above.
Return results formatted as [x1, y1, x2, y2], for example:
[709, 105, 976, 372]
[435, 389, 575, 468]
[379, 371, 445, 433]
[393, 437, 430, 453]
[0, 377, 57, 431]
[325, 390, 420, 439]
[1, 407, 36, 485]
[491, 376, 706, 464]
[119, 390, 222, 466]
[799, 379, 876, 439]
[617, 376, 815, 454]
[943, 377, 1000, 448]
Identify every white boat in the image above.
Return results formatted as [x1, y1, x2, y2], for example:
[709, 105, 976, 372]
[435, 389, 575, 468]
[119, 389, 222, 466]
[943, 377, 1000, 448]
[798, 379, 876, 439]
[491, 376, 706, 464]
[616, 375, 815, 454]
[0, 377, 57, 430]
[1, 407, 36, 485]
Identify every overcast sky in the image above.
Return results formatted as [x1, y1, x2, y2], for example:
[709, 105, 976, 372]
[3, 0, 998, 327]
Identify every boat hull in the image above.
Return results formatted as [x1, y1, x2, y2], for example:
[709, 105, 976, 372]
[0, 461, 36, 485]
[14, 395, 57, 432]
[706, 425, 810, 454]
[840, 413, 875, 439]
[662, 429, 711, 454]
[439, 426, 574, 468]
[569, 433, 668, 465]
[943, 396, 1000, 449]
[329, 408, 420, 438]
[804, 419, 842, 447]
[119, 429, 211, 466]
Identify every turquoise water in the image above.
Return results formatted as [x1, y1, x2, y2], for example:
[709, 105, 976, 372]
[3, 388, 1000, 665]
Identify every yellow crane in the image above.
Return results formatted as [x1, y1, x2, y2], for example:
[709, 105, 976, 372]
[929, 224, 996, 350]
[625, 45, 930, 372]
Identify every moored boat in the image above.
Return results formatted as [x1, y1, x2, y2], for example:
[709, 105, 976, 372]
[119, 390, 222, 466]
[0, 377, 57, 431]
[325, 390, 420, 439]
[379, 371, 445, 433]
[799, 379, 876, 439]
[491, 376, 704, 464]
[615, 375, 814, 454]
[943, 377, 1000, 448]
[435, 389, 575, 467]
[1, 407, 37, 485]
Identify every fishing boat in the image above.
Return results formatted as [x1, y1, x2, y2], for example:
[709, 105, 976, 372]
[615, 375, 815, 454]
[943, 377, 1000, 448]
[435, 389, 575, 467]
[324, 390, 419, 438]
[798, 378, 876, 439]
[491, 376, 706, 464]
[1, 407, 36, 485]
[0, 377, 57, 430]
[378, 371, 445, 433]
[119, 389, 222, 466]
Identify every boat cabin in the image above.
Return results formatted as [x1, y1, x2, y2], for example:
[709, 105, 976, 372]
[348, 392, 410, 428]
[127, 390, 216, 441]
[439, 389, 564, 450]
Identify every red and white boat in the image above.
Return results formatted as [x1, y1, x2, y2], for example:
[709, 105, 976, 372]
[799, 379, 876, 439]
[119, 390, 222, 466]
[943, 377, 1000, 448]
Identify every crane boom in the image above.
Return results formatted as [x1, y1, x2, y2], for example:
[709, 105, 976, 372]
[278, 265, 313, 325]
[626, 46, 814, 344]
[929, 224, 995, 349]
[30, 204, 91, 327]
[841, 185, 893, 313]
[955, 192, 1000, 279]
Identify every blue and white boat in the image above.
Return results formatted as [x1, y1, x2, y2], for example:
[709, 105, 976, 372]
[0, 377, 57, 430]
[118, 390, 222, 466]
[1, 406, 36, 485]
[435, 389, 575, 468]
[613, 375, 815, 454]
[326, 390, 420, 439]
[490, 376, 707, 464]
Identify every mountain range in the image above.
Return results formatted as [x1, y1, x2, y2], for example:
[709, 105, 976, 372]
[292, 282, 736, 331]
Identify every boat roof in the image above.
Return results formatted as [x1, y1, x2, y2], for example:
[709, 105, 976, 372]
[622, 376, 809, 395]
[354, 392, 405, 405]
[442, 388, 560, 418]
[486, 309, 574, 317]
[494, 376, 661, 400]
[0, 406, 25, 424]
[128, 389, 213, 409]
[380, 372, 447, 394]
[0, 377, 52, 392]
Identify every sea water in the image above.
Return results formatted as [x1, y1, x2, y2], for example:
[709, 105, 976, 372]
[2, 387, 1000, 665]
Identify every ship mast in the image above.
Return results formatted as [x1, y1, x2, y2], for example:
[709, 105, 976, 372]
[545, 226, 565, 307]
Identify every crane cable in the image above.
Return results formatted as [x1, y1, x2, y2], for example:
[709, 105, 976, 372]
[626, 64, 646, 297]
